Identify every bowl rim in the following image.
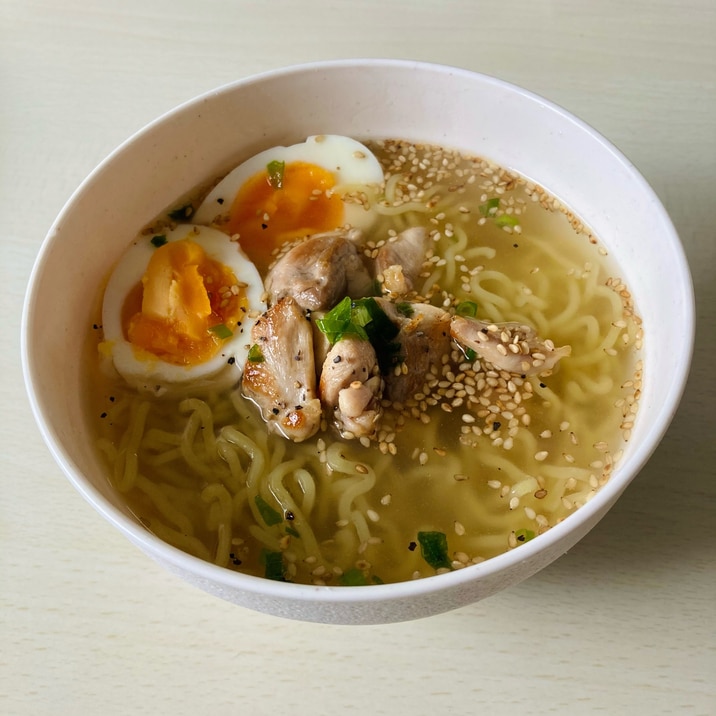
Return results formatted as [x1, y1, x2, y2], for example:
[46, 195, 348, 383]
[21, 58, 695, 605]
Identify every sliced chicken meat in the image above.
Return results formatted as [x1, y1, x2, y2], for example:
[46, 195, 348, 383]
[319, 337, 383, 439]
[264, 229, 374, 311]
[375, 298, 452, 404]
[241, 297, 322, 442]
[374, 226, 428, 296]
[309, 310, 332, 381]
[450, 316, 571, 376]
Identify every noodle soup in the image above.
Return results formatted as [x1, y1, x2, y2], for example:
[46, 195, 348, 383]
[91, 138, 642, 586]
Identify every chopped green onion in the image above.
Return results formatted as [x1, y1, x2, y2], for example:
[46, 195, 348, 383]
[168, 203, 193, 221]
[150, 234, 167, 248]
[339, 568, 369, 586]
[465, 347, 477, 361]
[209, 323, 233, 340]
[396, 302, 414, 317]
[417, 531, 452, 571]
[266, 160, 285, 189]
[479, 197, 500, 216]
[285, 525, 300, 539]
[515, 528, 536, 543]
[495, 214, 520, 228]
[316, 297, 402, 373]
[455, 300, 478, 317]
[315, 297, 364, 343]
[247, 344, 265, 363]
[261, 550, 286, 581]
[254, 495, 283, 526]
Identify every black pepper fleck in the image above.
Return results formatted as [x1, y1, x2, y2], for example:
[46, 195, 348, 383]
[227, 357, 236, 365]
[493, 421, 501, 431]
[285, 511, 295, 521]
[408, 541, 417, 552]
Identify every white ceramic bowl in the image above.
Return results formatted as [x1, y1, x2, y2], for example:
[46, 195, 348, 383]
[22, 60, 694, 624]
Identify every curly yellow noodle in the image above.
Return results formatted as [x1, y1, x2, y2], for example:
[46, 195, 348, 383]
[470, 271, 514, 314]
[326, 445, 377, 524]
[564, 375, 615, 404]
[462, 245, 497, 262]
[439, 225, 469, 287]
[350, 510, 372, 546]
[266, 466, 324, 562]
[549, 279, 582, 329]
[569, 322, 622, 367]
[248, 523, 281, 551]
[215, 439, 246, 494]
[526, 233, 584, 273]
[148, 519, 212, 561]
[293, 468, 317, 516]
[201, 483, 233, 565]
[113, 399, 150, 492]
[143, 428, 182, 449]
[593, 283, 627, 320]
[220, 426, 265, 490]
[133, 473, 195, 536]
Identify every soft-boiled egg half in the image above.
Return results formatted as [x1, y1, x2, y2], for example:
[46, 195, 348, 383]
[101, 224, 266, 396]
[193, 135, 384, 273]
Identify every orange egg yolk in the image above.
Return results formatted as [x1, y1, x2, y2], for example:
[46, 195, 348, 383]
[123, 239, 246, 366]
[225, 161, 344, 274]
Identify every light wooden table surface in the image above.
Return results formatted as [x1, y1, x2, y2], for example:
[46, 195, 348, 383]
[2, 1, 714, 714]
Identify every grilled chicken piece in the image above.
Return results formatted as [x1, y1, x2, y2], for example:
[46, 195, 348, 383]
[309, 310, 332, 381]
[374, 226, 428, 295]
[265, 229, 373, 311]
[241, 297, 321, 442]
[319, 338, 383, 439]
[375, 299, 452, 404]
[450, 316, 571, 376]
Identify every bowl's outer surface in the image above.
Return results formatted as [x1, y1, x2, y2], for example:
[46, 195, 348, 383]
[22, 59, 694, 623]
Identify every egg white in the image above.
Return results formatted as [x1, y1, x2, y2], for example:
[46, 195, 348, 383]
[193, 135, 384, 232]
[101, 224, 266, 396]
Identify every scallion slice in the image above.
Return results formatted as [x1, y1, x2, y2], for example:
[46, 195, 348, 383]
[247, 344, 265, 363]
[417, 531, 452, 571]
[455, 300, 478, 317]
[254, 495, 283, 526]
[479, 197, 500, 216]
[495, 214, 520, 228]
[266, 160, 285, 189]
[209, 323, 233, 340]
[261, 550, 286, 581]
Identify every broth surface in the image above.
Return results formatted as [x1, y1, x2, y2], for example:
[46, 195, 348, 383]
[91, 139, 643, 586]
